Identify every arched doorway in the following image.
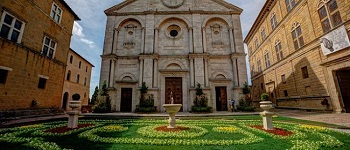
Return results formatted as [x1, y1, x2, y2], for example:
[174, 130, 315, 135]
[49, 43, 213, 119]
[62, 92, 69, 110]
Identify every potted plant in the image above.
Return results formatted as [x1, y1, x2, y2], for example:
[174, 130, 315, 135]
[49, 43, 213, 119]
[69, 93, 81, 110]
[260, 93, 273, 111]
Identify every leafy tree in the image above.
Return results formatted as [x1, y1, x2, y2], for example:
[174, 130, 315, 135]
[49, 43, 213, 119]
[90, 86, 99, 104]
[136, 82, 156, 112]
[101, 80, 108, 96]
[192, 83, 212, 112]
[242, 82, 251, 95]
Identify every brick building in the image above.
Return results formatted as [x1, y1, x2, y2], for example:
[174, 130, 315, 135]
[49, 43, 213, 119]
[244, 0, 350, 113]
[0, 0, 79, 113]
[62, 48, 94, 110]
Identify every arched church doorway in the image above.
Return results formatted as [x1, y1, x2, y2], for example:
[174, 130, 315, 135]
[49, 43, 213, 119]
[62, 92, 69, 110]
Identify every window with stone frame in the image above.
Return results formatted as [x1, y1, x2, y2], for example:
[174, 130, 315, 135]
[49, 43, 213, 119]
[281, 74, 286, 84]
[318, 0, 342, 32]
[66, 70, 71, 81]
[291, 23, 304, 50]
[275, 40, 283, 61]
[254, 38, 259, 49]
[50, 2, 62, 23]
[301, 66, 309, 79]
[70, 55, 73, 64]
[249, 46, 253, 55]
[76, 74, 80, 83]
[264, 51, 271, 68]
[38, 77, 47, 89]
[0, 11, 25, 43]
[251, 64, 255, 76]
[257, 59, 262, 72]
[286, 0, 296, 12]
[41, 36, 56, 59]
[0, 69, 9, 84]
[261, 28, 266, 41]
[271, 13, 278, 30]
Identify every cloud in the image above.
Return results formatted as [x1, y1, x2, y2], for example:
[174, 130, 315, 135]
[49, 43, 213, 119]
[72, 22, 96, 48]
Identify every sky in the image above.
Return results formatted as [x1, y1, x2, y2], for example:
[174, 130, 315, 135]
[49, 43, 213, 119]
[64, 0, 266, 97]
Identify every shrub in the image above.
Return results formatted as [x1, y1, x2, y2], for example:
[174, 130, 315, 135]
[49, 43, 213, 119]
[260, 93, 269, 101]
[136, 82, 156, 113]
[191, 83, 212, 113]
[237, 98, 255, 112]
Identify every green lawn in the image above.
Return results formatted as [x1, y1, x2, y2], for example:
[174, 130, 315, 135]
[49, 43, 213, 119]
[1, 116, 349, 150]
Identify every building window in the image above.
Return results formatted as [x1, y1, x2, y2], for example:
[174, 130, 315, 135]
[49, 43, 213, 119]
[84, 77, 87, 86]
[281, 74, 286, 84]
[264, 52, 271, 68]
[85, 66, 88, 72]
[0, 69, 9, 84]
[38, 77, 47, 89]
[301, 66, 309, 79]
[70, 55, 73, 64]
[254, 38, 259, 49]
[271, 13, 278, 30]
[249, 46, 253, 55]
[286, 0, 296, 12]
[41, 36, 56, 59]
[251, 65, 255, 76]
[257, 59, 262, 72]
[275, 40, 283, 61]
[76, 74, 80, 83]
[0, 11, 25, 43]
[66, 70, 71, 81]
[261, 83, 264, 90]
[50, 3, 62, 23]
[261, 28, 266, 41]
[284, 90, 288, 96]
[79, 61, 81, 68]
[318, 0, 342, 32]
[291, 23, 304, 50]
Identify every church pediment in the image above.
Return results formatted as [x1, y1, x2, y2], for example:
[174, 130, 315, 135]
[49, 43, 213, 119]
[105, 0, 242, 15]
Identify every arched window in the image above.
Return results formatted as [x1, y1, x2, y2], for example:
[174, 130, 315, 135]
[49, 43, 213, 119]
[261, 28, 266, 41]
[318, 0, 342, 32]
[291, 22, 304, 50]
[254, 38, 259, 49]
[66, 70, 71, 81]
[84, 77, 87, 86]
[286, 0, 296, 12]
[264, 51, 271, 68]
[275, 40, 283, 61]
[271, 13, 278, 29]
[69, 55, 73, 64]
[79, 61, 81, 68]
[76, 74, 80, 83]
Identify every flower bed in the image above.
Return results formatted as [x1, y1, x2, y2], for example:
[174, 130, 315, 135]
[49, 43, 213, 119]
[0, 119, 348, 149]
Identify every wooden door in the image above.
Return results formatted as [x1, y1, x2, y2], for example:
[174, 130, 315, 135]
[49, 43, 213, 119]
[165, 77, 183, 111]
[120, 88, 132, 112]
[337, 70, 350, 113]
[215, 87, 227, 111]
[62, 92, 68, 110]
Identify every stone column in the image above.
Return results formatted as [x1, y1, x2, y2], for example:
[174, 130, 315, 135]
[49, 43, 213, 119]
[153, 58, 158, 88]
[229, 27, 235, 53]
[189, 28, 193, 53]
[154, 28, 159, 54]
[202, 27, 207, 53]
[141, 27, 145, 54]
[109, 59, 115, 88]
[232, 57, 238, 87]
[190, 58, 194, 87]
[139, 58, 144, 87]
[204, 56, 209, 87]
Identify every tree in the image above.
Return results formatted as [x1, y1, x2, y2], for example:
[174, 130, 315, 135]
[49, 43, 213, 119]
[242, 82, 251, 95]
[195, 83, 204, 96]
[101, 80, 108, 96]
[90, 86, 98, 104]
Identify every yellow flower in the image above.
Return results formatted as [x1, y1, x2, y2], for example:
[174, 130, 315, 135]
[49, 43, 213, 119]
[300, 125, 326, 131]
[20, 124, 42, 128]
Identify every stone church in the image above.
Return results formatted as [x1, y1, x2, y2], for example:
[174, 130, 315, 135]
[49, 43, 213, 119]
[100, 0, 248, 112]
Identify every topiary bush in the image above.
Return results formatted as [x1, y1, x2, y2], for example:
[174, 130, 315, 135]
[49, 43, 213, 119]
[191, 83, 212, 113]
[260, 93, 269, 101]
[72, 93, 81, 101]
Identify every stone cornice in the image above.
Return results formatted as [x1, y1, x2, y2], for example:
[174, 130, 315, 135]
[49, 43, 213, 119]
[104, 0, 242, 15]
[107, 10, 240, 16]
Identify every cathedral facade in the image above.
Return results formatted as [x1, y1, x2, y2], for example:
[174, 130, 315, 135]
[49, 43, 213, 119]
[100, 0, 248, 112]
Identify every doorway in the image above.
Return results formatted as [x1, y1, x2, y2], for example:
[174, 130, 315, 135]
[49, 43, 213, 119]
[215, 87, 227, 111]
[62, 92, 68, 110]
[165, 77, 183, 111]
[336, 70, 350, 113]
[120, 88, 132, 112]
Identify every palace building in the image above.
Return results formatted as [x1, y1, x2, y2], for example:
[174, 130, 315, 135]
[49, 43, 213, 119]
[100, 0, 248, 112]
[244, 0, 350, 113]
[0, 0, 79, 114]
